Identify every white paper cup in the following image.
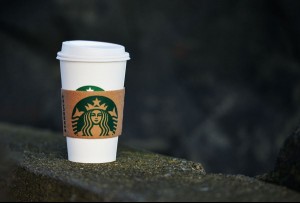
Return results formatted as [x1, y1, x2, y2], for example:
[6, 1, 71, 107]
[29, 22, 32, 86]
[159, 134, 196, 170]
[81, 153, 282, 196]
[57, 40, 130, 163]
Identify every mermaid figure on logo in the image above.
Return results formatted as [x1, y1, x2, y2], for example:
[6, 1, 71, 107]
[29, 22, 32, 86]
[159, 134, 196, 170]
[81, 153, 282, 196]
[72, 97, 118, 137]
[80, 109, 112, 136]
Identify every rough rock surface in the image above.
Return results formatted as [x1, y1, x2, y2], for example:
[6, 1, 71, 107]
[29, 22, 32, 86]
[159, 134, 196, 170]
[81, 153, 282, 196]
[0, 123, 300, 201]
[260, 127, 300, 192]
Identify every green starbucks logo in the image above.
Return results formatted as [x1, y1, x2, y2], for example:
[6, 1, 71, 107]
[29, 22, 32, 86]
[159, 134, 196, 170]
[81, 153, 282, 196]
[72, 85, 117, 137]
[72, 96, 118, 137]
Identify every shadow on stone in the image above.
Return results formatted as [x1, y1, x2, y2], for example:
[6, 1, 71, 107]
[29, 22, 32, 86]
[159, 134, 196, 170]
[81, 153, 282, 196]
[260, 126, 300, 192]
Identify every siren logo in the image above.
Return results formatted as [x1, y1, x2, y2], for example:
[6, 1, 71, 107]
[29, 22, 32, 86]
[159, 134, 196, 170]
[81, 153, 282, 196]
[71, 96, 118, 137]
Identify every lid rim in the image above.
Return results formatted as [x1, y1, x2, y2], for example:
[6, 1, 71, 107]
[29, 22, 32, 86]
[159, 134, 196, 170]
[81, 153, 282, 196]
[57, 52, 129, 58]
[57, 40, 130, 62]
[56, 55, 130, 62]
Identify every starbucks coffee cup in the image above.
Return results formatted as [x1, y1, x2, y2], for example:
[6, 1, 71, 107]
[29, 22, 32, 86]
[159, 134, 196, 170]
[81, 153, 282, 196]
[57, 40, 130, 163]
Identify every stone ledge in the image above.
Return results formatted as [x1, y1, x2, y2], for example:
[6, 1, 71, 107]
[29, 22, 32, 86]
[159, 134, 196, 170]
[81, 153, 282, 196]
[0, 123, 300, 201]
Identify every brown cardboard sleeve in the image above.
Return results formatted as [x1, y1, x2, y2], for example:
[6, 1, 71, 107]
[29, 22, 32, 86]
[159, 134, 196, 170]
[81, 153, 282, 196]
[61, 89, 125, 139]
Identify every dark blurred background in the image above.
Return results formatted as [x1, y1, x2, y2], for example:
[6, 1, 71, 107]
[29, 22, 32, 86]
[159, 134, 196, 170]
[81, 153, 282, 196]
[1, 0, 300, 176]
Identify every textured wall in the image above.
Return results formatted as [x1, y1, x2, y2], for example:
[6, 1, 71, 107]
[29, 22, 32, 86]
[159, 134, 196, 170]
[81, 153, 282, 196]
[1, 0, 300, 176]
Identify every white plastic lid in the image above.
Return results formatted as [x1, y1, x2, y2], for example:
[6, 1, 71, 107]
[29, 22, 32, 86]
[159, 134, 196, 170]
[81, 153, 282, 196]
[57, 40, 130, 62]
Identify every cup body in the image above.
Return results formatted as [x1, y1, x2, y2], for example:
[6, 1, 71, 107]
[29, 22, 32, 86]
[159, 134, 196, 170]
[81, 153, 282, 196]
[58, 41, 129, 163]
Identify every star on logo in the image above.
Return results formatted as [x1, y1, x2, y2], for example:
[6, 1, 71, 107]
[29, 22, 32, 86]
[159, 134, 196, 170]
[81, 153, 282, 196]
[85, 98, 108, 111]
[92, 98, 101, 107]
[86, 87, 94, 92]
